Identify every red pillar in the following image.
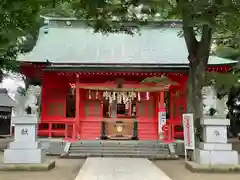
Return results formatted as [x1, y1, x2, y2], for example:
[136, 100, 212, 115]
[159, 91, 165, 110]
[100, 92, 103, 118]
[75, 78, 80, 139]
[170, 91, 174, 120]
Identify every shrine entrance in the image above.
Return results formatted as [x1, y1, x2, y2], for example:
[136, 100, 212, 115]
[101, 91, 138, 140]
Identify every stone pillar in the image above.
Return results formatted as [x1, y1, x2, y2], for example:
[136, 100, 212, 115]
[4, 115, 45, 164]
[194, 116, 238, 165]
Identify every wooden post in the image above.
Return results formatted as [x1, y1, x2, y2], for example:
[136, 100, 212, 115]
[170, 91, 174, 120]
[75, 78, 80, 139]
[100, 92, 103, 118]
[155, 93, 159, 121]
[111, 100, 117, 118]
[128, 102, 132, 116]
[159, 91, 165, 109]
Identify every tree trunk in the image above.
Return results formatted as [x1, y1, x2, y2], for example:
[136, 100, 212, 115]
[181, 1, 214, 159]
[186, 56, 207, 160]
[187, 59, 206, 141]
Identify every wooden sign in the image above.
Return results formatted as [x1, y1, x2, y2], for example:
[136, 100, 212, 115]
[183, 113, 195, 150]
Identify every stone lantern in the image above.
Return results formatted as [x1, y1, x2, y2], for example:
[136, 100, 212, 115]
[0, 88, 15, 136]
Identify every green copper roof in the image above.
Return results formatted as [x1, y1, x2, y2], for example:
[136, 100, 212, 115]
[0, 89, 15, 107]
[17, 20, 235, 65]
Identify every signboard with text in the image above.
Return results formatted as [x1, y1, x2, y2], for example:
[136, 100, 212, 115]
[158, 111, 166, 133]
[183, 113, 195, 150]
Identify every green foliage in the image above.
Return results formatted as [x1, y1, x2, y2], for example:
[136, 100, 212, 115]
[0, 0, 63, 74]
[213, 31, 240, 60]
[67, 0, 240, 35]
[214, 46, 240, 60]
[40, 1, 75, 17]
[205, 71, 240, 98]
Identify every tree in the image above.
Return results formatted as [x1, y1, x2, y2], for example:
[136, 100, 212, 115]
[68, 0, 240, 143]
[0, 0, 65, 82]
[226, 84, 240, 138]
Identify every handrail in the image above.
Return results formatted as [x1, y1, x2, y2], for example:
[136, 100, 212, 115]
[162, 120, 183, 142]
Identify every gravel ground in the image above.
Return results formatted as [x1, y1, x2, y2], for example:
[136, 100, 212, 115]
[154, 159, 240, 180]
[0, 152, 85, 180]
[1, 153, 240, 180]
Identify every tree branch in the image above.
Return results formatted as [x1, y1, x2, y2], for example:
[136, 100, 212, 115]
[182, 22, 198, 56]
[199, 24, 212, 60]
[179, 0, 199, 63]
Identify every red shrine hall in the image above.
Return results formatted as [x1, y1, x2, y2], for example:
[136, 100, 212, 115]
[18, 18, 235, 142]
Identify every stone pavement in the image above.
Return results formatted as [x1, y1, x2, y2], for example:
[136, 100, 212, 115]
[75, 157, 172, 180]
[154, 160, 240, 180]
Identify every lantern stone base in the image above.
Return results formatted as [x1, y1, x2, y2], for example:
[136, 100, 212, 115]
[4, 148, 45, 164]
[185, 161, 240, 173]
[194, 148, 238, 165]
[0, 160, 55, 171]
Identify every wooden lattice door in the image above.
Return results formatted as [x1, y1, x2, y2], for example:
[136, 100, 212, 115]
[171, 88, 186, 123]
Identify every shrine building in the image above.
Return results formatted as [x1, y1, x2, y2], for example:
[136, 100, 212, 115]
[18, 17, 235, 142]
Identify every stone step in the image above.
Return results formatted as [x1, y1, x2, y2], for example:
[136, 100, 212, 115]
[70, 144, 165, 146]
[70, 150, 169, 154]
[66, 153, 178, 159]
[70, 146, 168, 150]
[71, 141, 168, 147]
[69, 150, 169, 154]
[72, 143, 167, 147]
[69, 147, 169, 152]
[65, 141, 179, 159]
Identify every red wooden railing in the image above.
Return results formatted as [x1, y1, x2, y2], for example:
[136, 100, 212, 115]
[37, 119, 79, 142]
[36, 118, 183, 143]
[162, 120, 183, 142]
[37, 120, 182, 142]
[64, 122, 78, 142]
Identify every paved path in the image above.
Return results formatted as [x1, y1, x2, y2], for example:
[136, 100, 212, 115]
[75, 157, 171, 180]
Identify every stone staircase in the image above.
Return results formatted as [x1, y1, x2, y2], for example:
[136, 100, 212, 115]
[62, 140, 179, 159]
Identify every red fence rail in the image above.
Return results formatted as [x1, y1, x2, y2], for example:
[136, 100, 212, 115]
[36, 118, 183, 143]
[162, 120, 183, 142]
[38, 119, 79, 142]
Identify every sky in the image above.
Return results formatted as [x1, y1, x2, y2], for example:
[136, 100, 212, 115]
[0, 73, 24, 100]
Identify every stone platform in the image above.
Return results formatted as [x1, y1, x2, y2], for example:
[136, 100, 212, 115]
[74, 157, 172, 180]
[185, 161, 240, 173]
[0, 160, 55, 171]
